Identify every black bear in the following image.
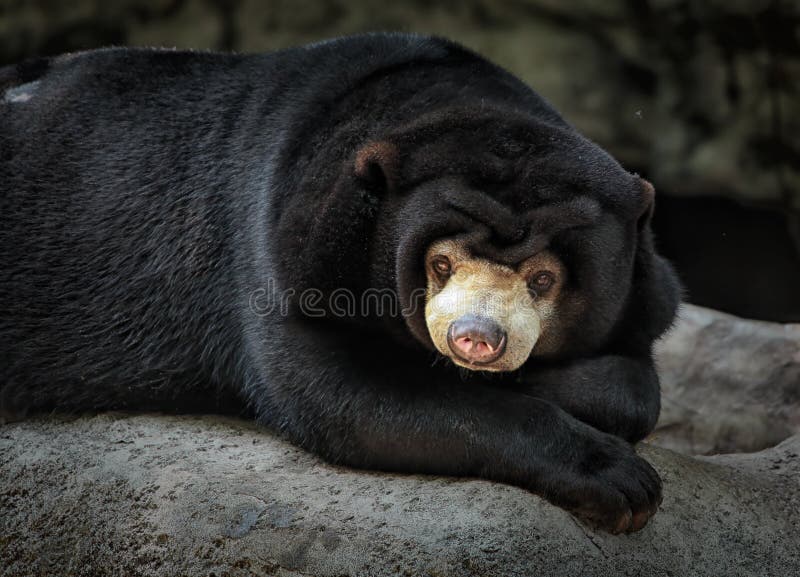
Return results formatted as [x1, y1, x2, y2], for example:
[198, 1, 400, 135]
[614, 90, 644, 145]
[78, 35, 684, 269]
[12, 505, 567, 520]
[0, 33, 680, 533]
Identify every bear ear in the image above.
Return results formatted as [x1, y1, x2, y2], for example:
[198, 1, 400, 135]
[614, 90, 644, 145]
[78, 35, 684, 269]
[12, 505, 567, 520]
[354, 141, 400, 193]
[623, 176, 681, 348]
[636, 178, 656, 230]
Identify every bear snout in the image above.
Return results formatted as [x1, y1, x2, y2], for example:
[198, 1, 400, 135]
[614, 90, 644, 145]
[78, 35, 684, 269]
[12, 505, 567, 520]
[447, 314, 507, 365]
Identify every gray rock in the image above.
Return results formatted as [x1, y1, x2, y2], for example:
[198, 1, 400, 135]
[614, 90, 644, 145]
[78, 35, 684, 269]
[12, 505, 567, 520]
[655, 303, 800, 454]
[1, 414, 798, 576]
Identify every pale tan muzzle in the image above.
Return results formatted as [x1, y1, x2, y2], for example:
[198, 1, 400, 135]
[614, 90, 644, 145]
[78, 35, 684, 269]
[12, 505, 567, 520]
[424, 239, 552, 372]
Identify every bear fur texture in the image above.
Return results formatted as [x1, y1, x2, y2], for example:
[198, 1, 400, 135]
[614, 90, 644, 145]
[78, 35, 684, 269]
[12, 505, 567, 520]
[0, 33, 680, 533]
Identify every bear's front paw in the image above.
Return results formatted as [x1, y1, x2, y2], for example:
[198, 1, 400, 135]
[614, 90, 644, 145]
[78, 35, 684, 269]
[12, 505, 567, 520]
[549, 434, 662, 534]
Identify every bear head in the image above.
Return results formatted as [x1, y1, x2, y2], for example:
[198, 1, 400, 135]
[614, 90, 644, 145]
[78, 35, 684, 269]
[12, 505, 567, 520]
[279, 105, 680, 372]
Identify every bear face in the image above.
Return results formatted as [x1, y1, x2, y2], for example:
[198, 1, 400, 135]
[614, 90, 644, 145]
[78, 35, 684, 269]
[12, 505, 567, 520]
[424, 238, 567, 371]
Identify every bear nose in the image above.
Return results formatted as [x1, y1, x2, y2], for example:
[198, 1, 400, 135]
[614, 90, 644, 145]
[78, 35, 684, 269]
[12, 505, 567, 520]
[447, 314, 507, 365]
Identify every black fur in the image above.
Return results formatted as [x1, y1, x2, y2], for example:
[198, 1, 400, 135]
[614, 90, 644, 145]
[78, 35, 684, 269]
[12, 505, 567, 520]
[0, 33, 680, 532]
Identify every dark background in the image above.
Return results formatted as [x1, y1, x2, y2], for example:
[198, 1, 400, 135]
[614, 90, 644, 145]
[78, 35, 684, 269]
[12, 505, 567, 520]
[2, 0, 798, 322]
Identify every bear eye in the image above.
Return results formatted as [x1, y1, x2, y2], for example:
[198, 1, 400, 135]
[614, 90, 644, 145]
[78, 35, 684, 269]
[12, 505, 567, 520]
[529, 271, 555, 293]
[431, 256, 452, 278]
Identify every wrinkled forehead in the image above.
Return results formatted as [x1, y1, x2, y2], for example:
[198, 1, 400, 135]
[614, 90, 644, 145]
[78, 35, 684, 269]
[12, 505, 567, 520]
[396, 176, 618, 275]
[439, 185, 603, 265]
[393, 118, 639, 261]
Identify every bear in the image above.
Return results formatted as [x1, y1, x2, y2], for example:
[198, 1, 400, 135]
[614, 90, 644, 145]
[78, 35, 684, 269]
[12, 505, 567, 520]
[0, 33, 681, 534]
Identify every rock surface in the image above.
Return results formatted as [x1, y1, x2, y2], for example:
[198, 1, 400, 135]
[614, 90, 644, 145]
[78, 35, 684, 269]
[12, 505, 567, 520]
[2, 414, 799, 577]
[655, 304, 800, 455]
